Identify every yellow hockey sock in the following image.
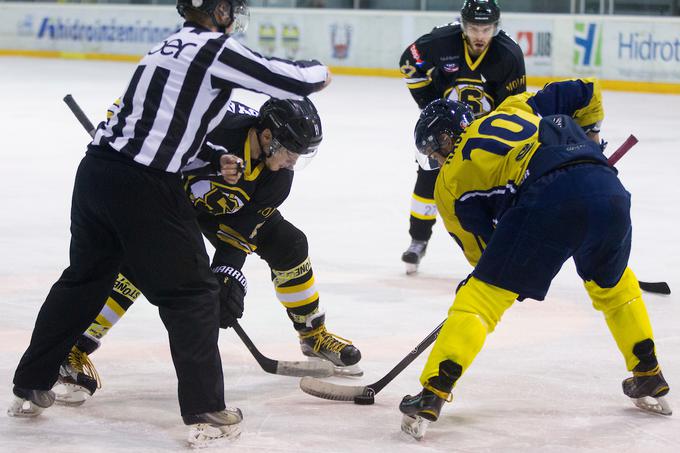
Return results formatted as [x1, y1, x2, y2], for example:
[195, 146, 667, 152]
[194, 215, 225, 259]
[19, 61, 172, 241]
[585, 267, 655, 371]
[420, 277, 517, 385]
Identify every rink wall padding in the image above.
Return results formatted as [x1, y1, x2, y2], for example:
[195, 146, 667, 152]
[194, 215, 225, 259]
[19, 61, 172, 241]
[1, 3, 679, 94]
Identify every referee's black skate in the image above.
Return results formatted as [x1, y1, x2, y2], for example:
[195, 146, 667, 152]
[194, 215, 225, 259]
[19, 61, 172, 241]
[184, 407, 243, 447]
[298, 310, 362, 377]
[7, 386, 55, 417]
[400, 360, 461, 440]
[54, 341, 100, 406]
[622, 340, 672, 415]
[401, 239, 428, 275]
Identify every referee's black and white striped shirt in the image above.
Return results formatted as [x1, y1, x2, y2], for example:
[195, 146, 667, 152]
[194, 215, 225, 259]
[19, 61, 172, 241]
[91, 21, 327, 173]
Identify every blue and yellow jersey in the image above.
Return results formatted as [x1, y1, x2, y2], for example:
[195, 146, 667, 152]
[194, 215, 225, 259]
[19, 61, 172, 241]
[434, 78, 605, 267]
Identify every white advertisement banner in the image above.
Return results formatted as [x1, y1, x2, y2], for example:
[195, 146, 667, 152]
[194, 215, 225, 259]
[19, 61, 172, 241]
[1, 4, 679, 87]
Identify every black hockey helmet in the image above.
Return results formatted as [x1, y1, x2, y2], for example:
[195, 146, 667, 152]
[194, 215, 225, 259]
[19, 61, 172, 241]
[414, 99, 474, 169]
[460, 0, 501, 25]
[258, 98, 323, 156]
[176, 0, 249, 34]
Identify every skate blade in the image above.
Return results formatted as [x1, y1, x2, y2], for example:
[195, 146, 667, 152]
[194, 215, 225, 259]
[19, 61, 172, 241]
[400, 414, 429, 440]
[405, 263, 418, 275]
[7, 396, 46, 418]
[187, 423, 241, 448]
[333, 364, 364, 378]
[53, 383, 92, 407]
[305, 357, 364, 378]
[632, 396, 673, 416]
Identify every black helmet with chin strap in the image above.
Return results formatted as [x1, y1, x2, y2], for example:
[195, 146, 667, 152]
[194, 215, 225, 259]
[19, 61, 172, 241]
[176, 0, 249, 34]
[257, 98, 323, 156]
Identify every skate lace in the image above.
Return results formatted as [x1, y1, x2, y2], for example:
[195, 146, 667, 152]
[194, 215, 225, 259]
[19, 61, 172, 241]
[299, 326, 351, 354]
[68, 347, 102, 389]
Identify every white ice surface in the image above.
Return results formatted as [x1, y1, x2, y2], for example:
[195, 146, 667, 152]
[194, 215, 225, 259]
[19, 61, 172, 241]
[0, 57, 679, 452]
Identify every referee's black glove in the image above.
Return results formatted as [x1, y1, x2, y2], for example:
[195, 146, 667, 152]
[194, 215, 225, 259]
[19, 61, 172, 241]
[212, 265, 248, 328]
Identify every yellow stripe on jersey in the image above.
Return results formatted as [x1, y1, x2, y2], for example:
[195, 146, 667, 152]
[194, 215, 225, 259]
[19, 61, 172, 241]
[407, 79, 432, 90]
[243, 135, 265, 181]
[410, 193, 438, 220]
[463, 38, 490, 72]
[216, 224, 256, 253]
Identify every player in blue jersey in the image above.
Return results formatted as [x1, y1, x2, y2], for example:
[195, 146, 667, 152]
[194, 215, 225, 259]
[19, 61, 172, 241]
[399, 79, 671, 440]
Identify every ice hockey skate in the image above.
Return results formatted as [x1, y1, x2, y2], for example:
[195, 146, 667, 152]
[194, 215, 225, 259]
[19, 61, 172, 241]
[623, 365, 672, 415]
[184, 407, 243, 448]
[52, 344, 100, 406]
[7, 387, 55, 417]
[401, 239, 428, 274]
[298, 311, 363, 377]
[399, 360, 460, 440]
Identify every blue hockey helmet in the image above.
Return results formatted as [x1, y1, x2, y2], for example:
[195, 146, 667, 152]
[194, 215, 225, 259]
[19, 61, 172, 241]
[414, 99, 474, 170]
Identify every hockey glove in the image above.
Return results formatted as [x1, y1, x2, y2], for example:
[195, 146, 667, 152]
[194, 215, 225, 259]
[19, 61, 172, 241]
[212, 265, 248, 328]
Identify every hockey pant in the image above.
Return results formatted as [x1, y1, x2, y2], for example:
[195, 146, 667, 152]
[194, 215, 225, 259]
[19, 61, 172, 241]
[81, 217, 320, 345]
[409, 166, 439, 241]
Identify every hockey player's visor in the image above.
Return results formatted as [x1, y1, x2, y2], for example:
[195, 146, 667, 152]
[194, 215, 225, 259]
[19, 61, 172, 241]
[415, 135, 445, 170]
[231, 4, 250, 34]
[415, 149, 441, 170]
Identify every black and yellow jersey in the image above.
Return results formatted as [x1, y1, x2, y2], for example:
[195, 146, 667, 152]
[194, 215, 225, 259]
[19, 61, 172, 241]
[435, 78, 607, 267]
[183, 102, 293, 260]
[399, 23, 526, 115]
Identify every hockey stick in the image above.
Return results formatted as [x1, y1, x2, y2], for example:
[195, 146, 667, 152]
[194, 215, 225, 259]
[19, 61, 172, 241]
[638, 281, 671, 295]
[63, 94, 96, 138]
[299, 320, 445, 405]
[606, 134, 638, 166]
[233, 322, 334, 378]
[605, 135, 671, 295]
[63, 94, 334, 378]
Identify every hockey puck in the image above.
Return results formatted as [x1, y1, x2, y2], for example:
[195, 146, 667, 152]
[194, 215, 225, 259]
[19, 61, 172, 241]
[354, 394, 375, 405]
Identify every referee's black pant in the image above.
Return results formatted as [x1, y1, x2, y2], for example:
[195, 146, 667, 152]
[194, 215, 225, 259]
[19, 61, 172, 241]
[13, 150, 226, 417]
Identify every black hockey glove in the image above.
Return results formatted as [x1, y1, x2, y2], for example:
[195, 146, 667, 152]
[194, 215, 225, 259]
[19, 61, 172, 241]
[212, 265, 248, 328]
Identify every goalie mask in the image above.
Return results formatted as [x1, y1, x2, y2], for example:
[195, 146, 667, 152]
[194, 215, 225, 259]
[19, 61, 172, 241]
[176, 0, 249, 34]
[257, 97, 323, 171]
[414, 99, 474, 170]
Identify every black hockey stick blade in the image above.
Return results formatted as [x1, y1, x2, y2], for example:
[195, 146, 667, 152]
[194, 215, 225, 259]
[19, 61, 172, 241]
[232, 322, 334, 378]
[63, 94, 96, 138]
[639, 281, 671, 295]
[300, 319, 445, 403]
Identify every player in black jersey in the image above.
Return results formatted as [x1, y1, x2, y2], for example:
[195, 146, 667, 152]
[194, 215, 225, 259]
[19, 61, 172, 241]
[54, 97, 363, 409]
[398, 0, 526, 274]
[9, 0, 331, 444]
